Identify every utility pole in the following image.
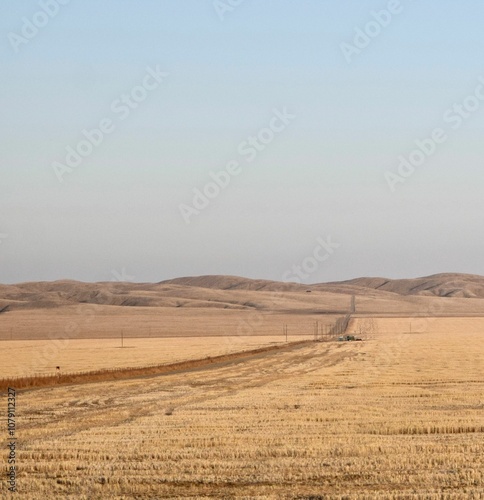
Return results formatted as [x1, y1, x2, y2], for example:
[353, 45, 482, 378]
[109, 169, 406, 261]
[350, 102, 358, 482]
[121, 329, 124, 348]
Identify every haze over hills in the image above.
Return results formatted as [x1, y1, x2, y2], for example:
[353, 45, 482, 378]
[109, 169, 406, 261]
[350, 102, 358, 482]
[1, 273, 484, 313]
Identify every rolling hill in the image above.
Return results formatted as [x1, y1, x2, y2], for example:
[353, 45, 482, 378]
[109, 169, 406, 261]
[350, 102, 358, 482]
[1, 273, 484, 314]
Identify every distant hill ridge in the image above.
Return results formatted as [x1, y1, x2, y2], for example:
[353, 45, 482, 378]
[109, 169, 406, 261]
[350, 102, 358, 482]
[331, 273, 484, 298]
[1, 273, 484, 311]
[161, 273, 484, 298]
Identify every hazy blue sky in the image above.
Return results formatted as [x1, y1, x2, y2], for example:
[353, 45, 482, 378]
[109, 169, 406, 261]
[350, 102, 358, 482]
[1, 0, 483, 284]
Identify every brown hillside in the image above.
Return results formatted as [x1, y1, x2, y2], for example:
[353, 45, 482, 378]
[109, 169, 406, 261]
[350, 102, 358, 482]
[332, 273, 484, 298]
[1, 273, 484, 314]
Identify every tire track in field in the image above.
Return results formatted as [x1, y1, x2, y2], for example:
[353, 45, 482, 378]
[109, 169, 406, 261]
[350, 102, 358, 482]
[21, 341, 355, 444]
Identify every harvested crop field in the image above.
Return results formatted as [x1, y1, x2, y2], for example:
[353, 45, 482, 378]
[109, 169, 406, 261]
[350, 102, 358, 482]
[7, 320, 484, 499]
[0, 306, 340, 340]
[0, 335, 313, 379]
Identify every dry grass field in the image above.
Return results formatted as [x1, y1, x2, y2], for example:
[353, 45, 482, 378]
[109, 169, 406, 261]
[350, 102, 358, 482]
[348, 316, 484, 336]
[5, 318, 483, 499]
[0, 306, 341, 341]
[3, 315, 484, 379]
[2, 276, 484, 498]
[0, 335, 314, 378]
[0, 307, 339, 380]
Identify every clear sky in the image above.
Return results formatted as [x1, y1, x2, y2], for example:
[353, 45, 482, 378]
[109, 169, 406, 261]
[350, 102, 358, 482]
[1, 0, 483, 284]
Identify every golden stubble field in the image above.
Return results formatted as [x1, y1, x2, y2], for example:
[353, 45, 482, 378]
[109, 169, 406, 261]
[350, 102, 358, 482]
[0, 336, 314, 378]
[4, 317, 483, 499]
[0, 306, 340, 341]
[0, 307, 340, 378]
